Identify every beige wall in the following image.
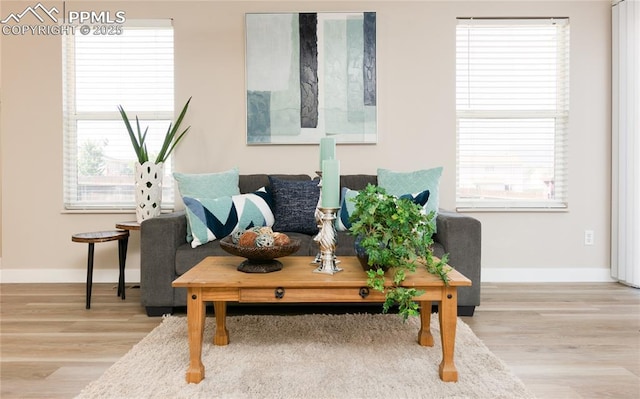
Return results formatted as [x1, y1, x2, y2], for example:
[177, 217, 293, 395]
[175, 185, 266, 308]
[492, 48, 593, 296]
[0, 1, 612, 282]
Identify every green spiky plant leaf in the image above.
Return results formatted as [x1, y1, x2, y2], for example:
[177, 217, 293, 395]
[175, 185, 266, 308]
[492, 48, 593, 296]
[118, 97, 192, 164]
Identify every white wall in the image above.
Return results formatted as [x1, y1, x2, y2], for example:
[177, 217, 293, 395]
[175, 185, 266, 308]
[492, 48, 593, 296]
[0, 0, 612, 283]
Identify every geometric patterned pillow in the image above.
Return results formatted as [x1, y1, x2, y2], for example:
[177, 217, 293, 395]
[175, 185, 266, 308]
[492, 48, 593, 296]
[336, 187, 430, 232]
[174, 168, 241, 243]
[183, 188, 274, 248]
[336, 187, 359, 232]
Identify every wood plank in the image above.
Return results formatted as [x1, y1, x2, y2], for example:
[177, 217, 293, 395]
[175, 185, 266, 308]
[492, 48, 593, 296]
[172, 256, 471, 288]
[1, 282, 639, 398]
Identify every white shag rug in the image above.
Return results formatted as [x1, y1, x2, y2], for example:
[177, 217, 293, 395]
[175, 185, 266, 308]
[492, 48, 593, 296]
[76, 314, 535, 399]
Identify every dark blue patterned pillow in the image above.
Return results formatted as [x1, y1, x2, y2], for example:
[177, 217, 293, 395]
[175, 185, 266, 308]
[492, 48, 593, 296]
[269, 176, 320, 235]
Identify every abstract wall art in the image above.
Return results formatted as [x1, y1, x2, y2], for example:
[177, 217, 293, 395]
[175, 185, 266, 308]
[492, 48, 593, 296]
[245, 12, 377, 144]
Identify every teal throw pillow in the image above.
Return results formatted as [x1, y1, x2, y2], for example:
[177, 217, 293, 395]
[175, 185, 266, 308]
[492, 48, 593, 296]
[174, 167, 240, 199]
[183, 188, 274, 248]
[336, 187, 431, 231]
[377, 167, 443, 219]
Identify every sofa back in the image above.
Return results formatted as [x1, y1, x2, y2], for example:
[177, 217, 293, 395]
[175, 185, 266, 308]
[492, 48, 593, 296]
[340, 175, 377, 190]
[238, 174, 378, 194]
[239, 174, 312, 194]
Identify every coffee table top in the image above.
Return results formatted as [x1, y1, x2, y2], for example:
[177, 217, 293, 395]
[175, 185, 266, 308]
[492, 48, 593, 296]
[172, 256, 471, 289]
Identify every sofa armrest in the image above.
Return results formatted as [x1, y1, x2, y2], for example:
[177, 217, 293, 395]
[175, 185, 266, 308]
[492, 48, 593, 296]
[140, 211, 187, 309]
[434, 210, 481, 307]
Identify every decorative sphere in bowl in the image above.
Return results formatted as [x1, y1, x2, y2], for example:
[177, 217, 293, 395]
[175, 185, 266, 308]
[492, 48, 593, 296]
[219, 235, 301, 273]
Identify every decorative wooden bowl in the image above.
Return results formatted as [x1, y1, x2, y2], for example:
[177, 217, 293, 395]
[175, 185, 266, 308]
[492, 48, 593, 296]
[219, 236, 301, 273]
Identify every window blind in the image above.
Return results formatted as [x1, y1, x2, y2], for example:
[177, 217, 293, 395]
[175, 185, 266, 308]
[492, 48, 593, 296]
[63, 20, 175, 210]
[456, 18, 569, 209]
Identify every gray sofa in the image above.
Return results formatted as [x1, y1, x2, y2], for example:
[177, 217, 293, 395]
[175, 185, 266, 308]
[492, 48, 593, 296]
[140, 174, 481, 316]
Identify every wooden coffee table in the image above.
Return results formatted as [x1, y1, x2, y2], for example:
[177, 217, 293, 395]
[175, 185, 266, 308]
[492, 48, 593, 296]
[172, 256, 471, 384]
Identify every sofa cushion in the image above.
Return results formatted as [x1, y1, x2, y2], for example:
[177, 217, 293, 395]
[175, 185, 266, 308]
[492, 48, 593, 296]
[335, 231, 357, 256]
[333, 231, 442, 259]
[285, 232, 319, 257]
[183, 188, 274, 248]
[377, 167, 443, 219]
[268, 176, 320, 235]
[175, 240, 228, 275]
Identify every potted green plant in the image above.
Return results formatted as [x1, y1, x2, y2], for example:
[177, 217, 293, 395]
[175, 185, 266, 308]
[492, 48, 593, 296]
[348, 184, 451, 320]
[117, 97, 192, 222]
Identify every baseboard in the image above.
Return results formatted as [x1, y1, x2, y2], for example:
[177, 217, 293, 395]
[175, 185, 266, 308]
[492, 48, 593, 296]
[0, 268, 141, 283]
[482, 267, 615, 283]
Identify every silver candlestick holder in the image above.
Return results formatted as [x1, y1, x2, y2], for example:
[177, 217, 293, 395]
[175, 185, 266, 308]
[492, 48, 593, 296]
[311, 171, 340, 267]
[313, 207, 342, 275]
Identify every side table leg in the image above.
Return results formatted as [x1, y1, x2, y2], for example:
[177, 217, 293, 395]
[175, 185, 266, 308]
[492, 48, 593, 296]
[213, 301, 229, 345]
[186, 288, 206, 383]
[418, 301, 434, 346]
[117, 235, 128, 300]
[85, 243, 95, 310]
[438, 287, 459, 382]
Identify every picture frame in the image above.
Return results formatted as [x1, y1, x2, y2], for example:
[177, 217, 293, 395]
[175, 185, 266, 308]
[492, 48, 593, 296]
[245, 12, 377, 145]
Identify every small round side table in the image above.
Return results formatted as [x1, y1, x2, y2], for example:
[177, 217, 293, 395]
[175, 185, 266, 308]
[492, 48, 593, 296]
[72, 230, 130, 309]
[115, 221, 140, 232]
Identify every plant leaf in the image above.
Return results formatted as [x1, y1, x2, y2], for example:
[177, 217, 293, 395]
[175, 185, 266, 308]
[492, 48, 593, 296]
[118, 105, 146, 163]
[155, 97, 192, 163]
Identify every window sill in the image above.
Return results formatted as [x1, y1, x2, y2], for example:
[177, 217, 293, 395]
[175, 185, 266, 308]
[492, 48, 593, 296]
[61, 208, 175, 215]
[456, 206, 568, 213]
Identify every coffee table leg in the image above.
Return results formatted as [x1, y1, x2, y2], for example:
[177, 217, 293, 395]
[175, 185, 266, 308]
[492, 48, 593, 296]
[418, 301, 434, 346]
[186, 288, 205, 383]
[438, 286, 459, 382]
[213, 301, 229, 345]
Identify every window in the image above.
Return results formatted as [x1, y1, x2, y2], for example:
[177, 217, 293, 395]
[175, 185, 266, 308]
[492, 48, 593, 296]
[63, 20, 175, 210]
[456, 18, 569, 209]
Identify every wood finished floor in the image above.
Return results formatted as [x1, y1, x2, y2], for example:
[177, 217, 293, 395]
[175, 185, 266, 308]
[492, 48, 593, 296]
[1, 282, 639, 398]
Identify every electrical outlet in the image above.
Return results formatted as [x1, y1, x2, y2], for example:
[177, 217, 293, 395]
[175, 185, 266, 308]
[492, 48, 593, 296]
[584, 230, 594, 246]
